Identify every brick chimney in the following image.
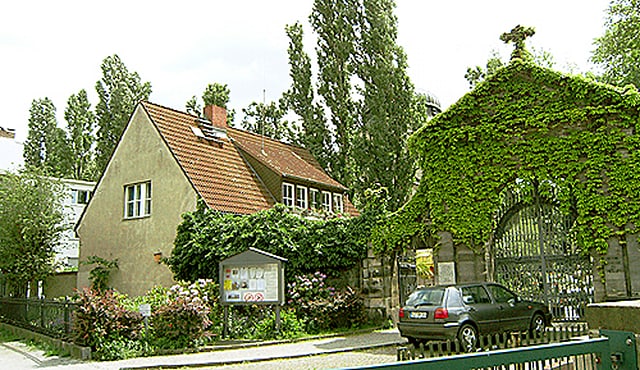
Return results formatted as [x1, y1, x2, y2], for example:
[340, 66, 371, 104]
[203, 105, 228, 128]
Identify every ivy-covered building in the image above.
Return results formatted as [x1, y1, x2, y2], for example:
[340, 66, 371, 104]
[385, 59, 640, 319]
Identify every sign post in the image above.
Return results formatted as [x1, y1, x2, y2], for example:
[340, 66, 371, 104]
[219, 248, 287, 337]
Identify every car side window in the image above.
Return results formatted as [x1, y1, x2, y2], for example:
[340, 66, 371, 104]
[461, 286, 491, 304]
[486, 284, 516, 304]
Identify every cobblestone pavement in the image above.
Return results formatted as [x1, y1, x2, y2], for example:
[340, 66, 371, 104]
[201, 347, 398, 370]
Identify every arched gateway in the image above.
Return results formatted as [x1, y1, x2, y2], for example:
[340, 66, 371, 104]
[490, 182, 594, 321]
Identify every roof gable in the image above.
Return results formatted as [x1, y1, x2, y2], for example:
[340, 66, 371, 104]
[420, 60, 635, 134]
[140, 101, 356, 215]
[141, 102, 273, 214]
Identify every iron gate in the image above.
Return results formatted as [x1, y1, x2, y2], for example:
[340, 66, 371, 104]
[397, 254, 417, 306]
[492, 182, 594, 321]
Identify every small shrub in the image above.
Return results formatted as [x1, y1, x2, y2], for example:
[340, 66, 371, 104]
[72, 287, 144, 359]
[150, 280, 215, 349]
[288, 272, 365, 333]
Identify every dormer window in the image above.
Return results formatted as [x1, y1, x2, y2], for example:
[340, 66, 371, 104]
[333, 193, 344, 213]
[296, 186, 308, 209]
[322, 191, 332, 212]
[310, 188, 320, 210]
[282, 183, 294, 207]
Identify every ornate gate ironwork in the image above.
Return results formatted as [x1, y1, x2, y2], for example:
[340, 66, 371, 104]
[397, 254, 417, 306]
[492, 182, 594, 321]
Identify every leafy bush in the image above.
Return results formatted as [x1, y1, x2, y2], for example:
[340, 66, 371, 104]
[287, 272, 365, 333]
[169, 202, 373, 283]
[150, 280, 214, 349]
[72, 287, 144, 359]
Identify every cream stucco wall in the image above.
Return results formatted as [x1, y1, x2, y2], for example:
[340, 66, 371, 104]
[77, 105, 198, 297]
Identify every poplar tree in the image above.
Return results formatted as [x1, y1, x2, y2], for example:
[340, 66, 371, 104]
[64, 89, 96, 180]
[24, 98, 71, 177]
[285, 0, 428, 210]
[283, 22, 332, 170]
[95, 55, 152, 175]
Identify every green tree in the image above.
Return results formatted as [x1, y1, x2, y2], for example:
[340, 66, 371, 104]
[591, 0, 640, 88]
[95, 55, 152, 175]
[24, 98, 72, 178]
[283, 22, 332, 170]
[0, 169, 67, 296]
[64, 89, 96, 180]
[309, 0, 359, 186]
[186, 82, 235, 123]
[240, 100, 299, 142]
[285, 0, 426, 210]
[351, 0, 425, 210]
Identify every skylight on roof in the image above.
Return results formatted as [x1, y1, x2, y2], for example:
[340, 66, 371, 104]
[191, 126, 206, 139]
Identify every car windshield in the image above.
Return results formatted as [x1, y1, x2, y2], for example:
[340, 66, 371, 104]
[405, 288, 445, 307]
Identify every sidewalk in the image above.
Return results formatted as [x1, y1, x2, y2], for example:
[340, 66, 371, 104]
[5, 328, 406, 370]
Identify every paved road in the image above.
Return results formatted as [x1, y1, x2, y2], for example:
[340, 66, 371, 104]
[0, 329, 405, 370]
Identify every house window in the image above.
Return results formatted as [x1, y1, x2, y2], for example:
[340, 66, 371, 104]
[333, 193, 344, 213]
[72, 189, 92, 204]
[282, 182, 294, 207]
[124, 181, 152, 219]
[322, 191, 332, 212]
[310, 188, 320, 209]
[296, 186, 308, 209]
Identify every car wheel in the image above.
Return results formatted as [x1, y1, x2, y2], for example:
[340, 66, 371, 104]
[457, 323, 478, 352]
[530, 312, 546, 337]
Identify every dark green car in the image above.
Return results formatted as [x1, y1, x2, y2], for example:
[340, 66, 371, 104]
[397, 282, 552, 351]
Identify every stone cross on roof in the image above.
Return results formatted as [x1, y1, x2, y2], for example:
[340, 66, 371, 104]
[500, 25, 535, 61]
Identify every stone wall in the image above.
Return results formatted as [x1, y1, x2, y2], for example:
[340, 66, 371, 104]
[361, 249, 393, 324]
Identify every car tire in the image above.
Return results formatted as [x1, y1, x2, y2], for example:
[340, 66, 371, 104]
[457, 323, 478, 352]
[529, 312, 546, 337]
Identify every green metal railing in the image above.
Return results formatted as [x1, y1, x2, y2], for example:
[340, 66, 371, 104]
[340, 330, 637, 370]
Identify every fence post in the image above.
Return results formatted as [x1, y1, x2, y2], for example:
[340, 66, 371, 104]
[39, 297, 45, 330]
[64, 297, 71, 335]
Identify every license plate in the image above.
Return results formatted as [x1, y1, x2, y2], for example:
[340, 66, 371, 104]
[409, 311, 427, 319]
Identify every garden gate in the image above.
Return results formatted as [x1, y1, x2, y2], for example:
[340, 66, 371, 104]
[491, 182, 594, 321]
[397, 253, 417, 306]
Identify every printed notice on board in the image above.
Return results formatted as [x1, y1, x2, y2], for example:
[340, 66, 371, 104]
[223, 263, 278, 303]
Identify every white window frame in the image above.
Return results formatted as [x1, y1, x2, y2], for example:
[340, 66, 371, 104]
[332, 193, 344, 213]
[124, 181, 152, 219]
[322, 191, 332, 212]
[310, 188, 320, 210]
[296, 185, 308, 210]
[282, 182, 294, 207]
[73, 189, 92, 205]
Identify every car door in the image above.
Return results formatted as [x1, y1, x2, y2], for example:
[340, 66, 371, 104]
[460, 285, 502, 334]
[484, 283, 530, 332]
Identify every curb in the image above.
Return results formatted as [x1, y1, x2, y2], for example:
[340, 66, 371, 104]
[120, 337, 405, 370]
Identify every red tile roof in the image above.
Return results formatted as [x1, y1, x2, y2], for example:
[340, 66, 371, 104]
[141, 101, 358, 216]
[229, 128, 347, 191]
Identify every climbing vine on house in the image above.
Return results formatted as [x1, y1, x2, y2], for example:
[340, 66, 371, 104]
[168, 193, 384, 282]
[374, 59, 640, 262]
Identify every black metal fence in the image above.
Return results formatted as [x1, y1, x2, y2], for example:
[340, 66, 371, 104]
[0, 297, 78, 340]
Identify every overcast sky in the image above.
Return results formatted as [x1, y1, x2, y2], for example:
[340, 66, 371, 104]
[1, 1, 609, 143]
